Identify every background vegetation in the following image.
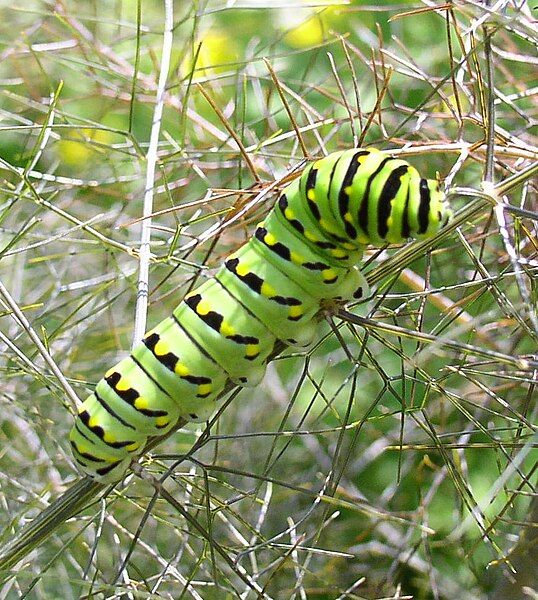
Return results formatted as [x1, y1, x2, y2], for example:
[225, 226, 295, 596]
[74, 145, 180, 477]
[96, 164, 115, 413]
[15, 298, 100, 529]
[0, 1, 536, 598]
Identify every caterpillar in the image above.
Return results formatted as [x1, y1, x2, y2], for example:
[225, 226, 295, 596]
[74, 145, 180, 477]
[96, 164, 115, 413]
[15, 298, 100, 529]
[69, 147, 452, 482]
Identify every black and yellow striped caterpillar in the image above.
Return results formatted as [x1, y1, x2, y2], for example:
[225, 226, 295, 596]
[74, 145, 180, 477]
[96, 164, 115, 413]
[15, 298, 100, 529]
[70, 147, 452, 482]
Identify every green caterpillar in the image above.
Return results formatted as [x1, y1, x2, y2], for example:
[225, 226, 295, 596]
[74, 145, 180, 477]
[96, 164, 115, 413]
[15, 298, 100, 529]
[70, 147, 451, 482]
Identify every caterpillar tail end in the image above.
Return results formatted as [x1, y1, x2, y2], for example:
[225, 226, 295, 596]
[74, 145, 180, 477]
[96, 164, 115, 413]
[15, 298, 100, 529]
[69, 428, 137, 483]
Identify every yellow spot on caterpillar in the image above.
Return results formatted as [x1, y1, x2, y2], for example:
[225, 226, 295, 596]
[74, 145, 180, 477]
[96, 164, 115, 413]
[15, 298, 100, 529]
[220, 322, 235, 337]
[344, 212, 353, 223]
[103, 432, 116, 444]
[284, 207, 295, 220]
[288, 305, 303, 319]
[344, 186, 353, 196]
[198, 383, 212, 396]
[115, 377, 130, 392]
[307, 189, 316, 201]
[154, 338, 169, 356]
[357, 233, 370, 244]
[155, 416, 169, 427]
[264, 231, 277, 246]
[322, 269, 337, 281]
[175, 362, 190, 377]
[261, 281, 276, 297]
[127, 442, 139, 452]
[134, 397, 149, 410]
[196, 298, 211, 316]
[246, 344, 259, 357]
[319, 218, 339, 235]
[290, 251, 303, 264]
[359, 151, 374, 162]
[105, 367, 115, 379]
[342, 242, 356, 250]
[89, 416, 98, 429]
[330, 248, 348, 259]
[77, 443, 90, 454]
[386, 216, 393, 228]
[305, 231, 319, 243]
[235, 262, 250, 277]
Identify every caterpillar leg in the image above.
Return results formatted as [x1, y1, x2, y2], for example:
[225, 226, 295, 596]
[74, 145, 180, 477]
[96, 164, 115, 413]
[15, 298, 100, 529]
[325, 266, 369, 303]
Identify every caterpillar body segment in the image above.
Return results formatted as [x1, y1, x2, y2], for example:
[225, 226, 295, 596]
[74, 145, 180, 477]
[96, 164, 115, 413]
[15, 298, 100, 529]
[135, 317, 228, 417]
[176, 279, 274, 387]
[70, 390, 147, 480]
[299, 149, 371, 245]
[69, 147, 451, 482]
[215, 252, 316, 349]
[273, 182, 360, 266]
[250, 220, 367, 303]
[298, 148, 449, 246]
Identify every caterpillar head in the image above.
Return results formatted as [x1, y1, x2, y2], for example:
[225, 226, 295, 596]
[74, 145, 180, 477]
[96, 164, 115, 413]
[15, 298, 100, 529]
[416, 177, 452, 239]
